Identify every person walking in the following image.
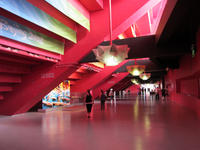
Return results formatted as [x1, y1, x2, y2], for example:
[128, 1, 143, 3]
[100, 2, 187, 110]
[85, 89, 93, 118]
[100, 90, 106, 111]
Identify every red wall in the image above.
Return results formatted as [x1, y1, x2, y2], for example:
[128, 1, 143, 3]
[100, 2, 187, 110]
[126, 84, 140, 94]
[165, 28, 200, 115]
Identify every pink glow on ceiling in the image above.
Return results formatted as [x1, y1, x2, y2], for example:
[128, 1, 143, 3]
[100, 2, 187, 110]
[116, 0, 167, 39]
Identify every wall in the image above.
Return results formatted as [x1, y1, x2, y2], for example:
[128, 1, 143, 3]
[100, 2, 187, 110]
[165, 28, 200, 115]
[126, 84, 140, 94]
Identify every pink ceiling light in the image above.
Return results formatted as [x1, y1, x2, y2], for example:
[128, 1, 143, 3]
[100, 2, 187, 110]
[93, 0, 129, 66]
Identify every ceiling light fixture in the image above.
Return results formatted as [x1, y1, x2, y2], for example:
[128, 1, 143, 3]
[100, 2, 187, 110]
[127, 59, 145, 76]
[139, 73, 151, 80]
[131, 79, 139, 85]
[93, 0, 129, 66]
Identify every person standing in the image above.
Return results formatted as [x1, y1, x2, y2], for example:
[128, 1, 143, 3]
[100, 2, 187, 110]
[85, 89, 93, 118]
[100, 90, 106, 111]
[155, 87, 160, 100]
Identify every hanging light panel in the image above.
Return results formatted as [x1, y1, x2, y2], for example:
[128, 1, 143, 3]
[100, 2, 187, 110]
[93, 44, 129, 66]
[139, 73, 151, 80]
[127, 65, 145, 76]
[131, 79, 139, 85]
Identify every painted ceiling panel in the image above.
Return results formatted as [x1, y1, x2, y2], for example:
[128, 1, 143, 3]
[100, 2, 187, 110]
[45, 0, 90, 30]
[0, 0, 77, 43]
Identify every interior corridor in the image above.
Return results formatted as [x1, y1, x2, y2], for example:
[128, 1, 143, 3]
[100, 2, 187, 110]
[1, 96, 200, 150]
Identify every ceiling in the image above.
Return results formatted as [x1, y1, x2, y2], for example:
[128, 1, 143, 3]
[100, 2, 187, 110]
[79, 0, 199, 85]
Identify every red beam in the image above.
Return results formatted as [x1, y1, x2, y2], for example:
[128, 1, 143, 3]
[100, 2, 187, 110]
[155, 0, 178, 42]
[0, 63, 30, 74]
[112, 78, 130, 91]
[104, 0, 162, 40]
[115, 80, 131, 91]
[0, 42, 59, 63]
[0, 37, 61, 61]
[0, 86, 13, 92]
[71, 60, 128, 92]
[92, 72, 129, 98]
[76, 67, 88, 73]
[0, 54, 39, 65]
[0, 74, 21, 83]
[68, 72, 83, 80]
[0, 95, 4, 100]
[121, 81, 133, 91]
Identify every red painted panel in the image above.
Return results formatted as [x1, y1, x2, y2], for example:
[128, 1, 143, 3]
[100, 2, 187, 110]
[71, 60, 128, 93]
[156, 0, 178, 42]
[79, 0, 103, 11]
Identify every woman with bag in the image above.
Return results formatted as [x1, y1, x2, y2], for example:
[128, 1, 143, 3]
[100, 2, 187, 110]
[85, 89, 93, 118]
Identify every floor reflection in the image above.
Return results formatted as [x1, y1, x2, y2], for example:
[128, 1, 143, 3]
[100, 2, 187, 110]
[1, 95, 200, 150]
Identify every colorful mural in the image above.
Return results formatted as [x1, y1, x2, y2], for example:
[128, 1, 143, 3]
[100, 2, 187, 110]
[0, 0, 76, 43]
[42, 80, 70, 109]
[0, 16, 64, 54]
[45, 0, 90, 30]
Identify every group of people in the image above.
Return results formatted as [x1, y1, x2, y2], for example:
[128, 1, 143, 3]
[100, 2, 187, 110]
[138, 87, 168, 100]
[85, 89, 106, 118]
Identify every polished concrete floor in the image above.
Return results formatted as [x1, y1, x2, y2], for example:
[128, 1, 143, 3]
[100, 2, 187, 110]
[1, 96, 200, 150]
